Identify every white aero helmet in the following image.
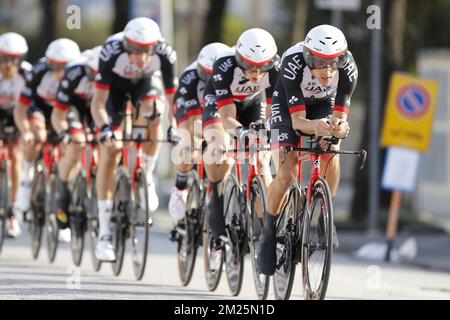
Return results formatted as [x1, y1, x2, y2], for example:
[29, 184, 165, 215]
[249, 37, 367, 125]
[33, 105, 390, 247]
[235, 28, 278, 71]
[0, 32, 28, 58]
[45, 38, 80, 69]
[123, 17, 161, 53]
[303, 24, 348, 69]
[196, 42, 230, 81]
[83, 45, 102, 73]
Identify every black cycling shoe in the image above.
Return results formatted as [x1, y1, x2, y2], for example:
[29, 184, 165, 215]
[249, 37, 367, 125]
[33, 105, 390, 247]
[207, 194, 225, 239]
[55, 178, 70, 229]
[256, 213, 277, 276]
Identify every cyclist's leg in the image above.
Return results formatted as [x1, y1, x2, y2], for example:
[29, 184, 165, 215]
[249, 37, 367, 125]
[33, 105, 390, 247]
[238, 95, 273, 191]
[134, 75, 165, 212]
[14, 107, 46, 214]
[168, 109, 199, 223]
[202, 104, 232, 239]
[55, 109, 86, 229]
[95, 91, 125, 260]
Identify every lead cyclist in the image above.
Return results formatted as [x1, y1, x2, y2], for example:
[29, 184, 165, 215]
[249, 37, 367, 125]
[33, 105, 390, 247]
[258, 25, 358, 276]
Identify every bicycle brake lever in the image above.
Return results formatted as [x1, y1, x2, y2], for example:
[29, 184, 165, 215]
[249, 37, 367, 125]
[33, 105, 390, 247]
[359, 149, 367, 170]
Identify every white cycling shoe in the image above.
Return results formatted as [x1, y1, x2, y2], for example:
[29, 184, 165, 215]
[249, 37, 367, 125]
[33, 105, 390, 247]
[95, 235, 116, 262]
[7, 216, 22, 238]
[168, 187, 188, 223]
[139, 179, 159, 213]
[58, 228, 71, 243]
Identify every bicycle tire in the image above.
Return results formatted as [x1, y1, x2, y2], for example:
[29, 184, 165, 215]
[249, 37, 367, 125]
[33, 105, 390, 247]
[130, 169, 150, 281]
[0, 160, 8, 254]
[177, 174, 199, 286]
[30, 160, 47, 260]
[70, 172, 87, 266]
[87, 173, 102, 272]
[111, 166, 129, 276]
[273, 186, 303, 300]
[301, 178, 333, 300]
[203, 199, 223, 291]
[249, 175, 269, 300]
[45, 170, 59, 263]
[223, 175, 245, 296]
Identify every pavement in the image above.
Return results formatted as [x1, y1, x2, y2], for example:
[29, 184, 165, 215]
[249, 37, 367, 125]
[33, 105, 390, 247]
[156, 177, 450, 273]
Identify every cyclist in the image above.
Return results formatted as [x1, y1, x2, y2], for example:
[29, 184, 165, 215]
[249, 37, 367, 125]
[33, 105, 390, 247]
[168, 42, 230, 236]
[51, 46, 101, 231]
[257, 24, 358, 275]
[91, 17, 177, 261]
[13, 38, 80, 241]
[202, 28, 280, 269]
[0, 32, 31, 238]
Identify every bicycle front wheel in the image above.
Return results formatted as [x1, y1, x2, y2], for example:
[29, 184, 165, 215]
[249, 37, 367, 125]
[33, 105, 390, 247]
[111, 166, 129, 276]
[223, 175, 245, 296]
[0, 160, 8, 254]
[130, 169, 150, 281]
[178, 174, 200, 286]
[45, 168, 59, 263]
[70, 172, 87, 266]
[30, 160, 47, 260]
[301, 178, 333, 300]
[87, 173, 102, 272]
[249, 176, 269, 300]
[203, 200, 223, 291]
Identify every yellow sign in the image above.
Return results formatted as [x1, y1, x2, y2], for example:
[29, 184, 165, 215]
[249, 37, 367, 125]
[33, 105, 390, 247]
[380, 72, 440, 152]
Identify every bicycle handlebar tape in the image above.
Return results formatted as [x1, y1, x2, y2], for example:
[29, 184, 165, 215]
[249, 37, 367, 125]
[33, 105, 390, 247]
[207, 181, 226, 238]
[257, 213, 278, 276]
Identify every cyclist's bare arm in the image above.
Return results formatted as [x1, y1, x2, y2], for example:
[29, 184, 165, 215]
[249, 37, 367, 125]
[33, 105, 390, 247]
[91, 88, 110, 128]
[165, 92, 176, 128]
[290, 110, 330, 136]
[218, 103, 243, 131]
[13, 102, 31, 134]
[51, 108, 69, 134]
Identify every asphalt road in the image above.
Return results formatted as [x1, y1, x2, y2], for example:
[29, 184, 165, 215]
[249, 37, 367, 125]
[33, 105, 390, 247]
[1, 211, 450, 300]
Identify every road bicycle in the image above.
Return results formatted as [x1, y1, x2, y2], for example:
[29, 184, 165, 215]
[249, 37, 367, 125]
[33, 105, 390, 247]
[273, 132, 366, 300]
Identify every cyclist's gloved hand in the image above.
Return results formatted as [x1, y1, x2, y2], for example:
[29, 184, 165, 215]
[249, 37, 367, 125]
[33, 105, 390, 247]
[167, 126, 181, 144]
[99, 124, 114, 144]
[55, 131, 71, 145]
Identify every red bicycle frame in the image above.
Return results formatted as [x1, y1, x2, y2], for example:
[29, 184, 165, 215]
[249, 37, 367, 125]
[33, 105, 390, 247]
[295, 136, 322, 205]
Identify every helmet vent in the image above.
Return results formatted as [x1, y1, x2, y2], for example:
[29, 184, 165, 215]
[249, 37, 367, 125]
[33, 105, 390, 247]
[319, 40, 326, 45]
[333, 40, 337, 45]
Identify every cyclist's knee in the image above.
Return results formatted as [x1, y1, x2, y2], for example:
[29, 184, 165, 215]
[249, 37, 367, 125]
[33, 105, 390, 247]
[275, 166, 297, 189]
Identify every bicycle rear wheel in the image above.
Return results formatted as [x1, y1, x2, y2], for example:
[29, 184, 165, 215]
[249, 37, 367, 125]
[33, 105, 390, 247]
[249, 176, 269, 300]
[301, 178, 333, 300]
[111, 166, 129, 276]
[177, 174, 200, 286]
[130, 169, 150, 281]
[273, 186, 303, 300]
[223, 175, 245, 296]
[46, 169, 59, 263]
[30, 160, 47, 260]
[87, 173, 102, 272]
[0, 160, 8, 254]
[70, 172, 87, 266]
[203, 199, 223, 291]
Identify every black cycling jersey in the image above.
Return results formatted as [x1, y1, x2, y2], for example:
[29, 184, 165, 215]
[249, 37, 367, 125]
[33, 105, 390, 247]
[19, 58, 61, 122]
[269, 42, 358, 148]
[95, 35, 178, 127]
[95, 36, 177, 94]
[211, 48, 279, 109]
[0, 61, 31, 132]
[55, 57, 95, 129]
[174, 61, 205, 126]
[202, 48, 279, 129]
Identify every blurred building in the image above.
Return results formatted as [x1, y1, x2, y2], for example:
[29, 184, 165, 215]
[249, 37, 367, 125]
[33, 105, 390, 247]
[415, 49, 450, 231]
